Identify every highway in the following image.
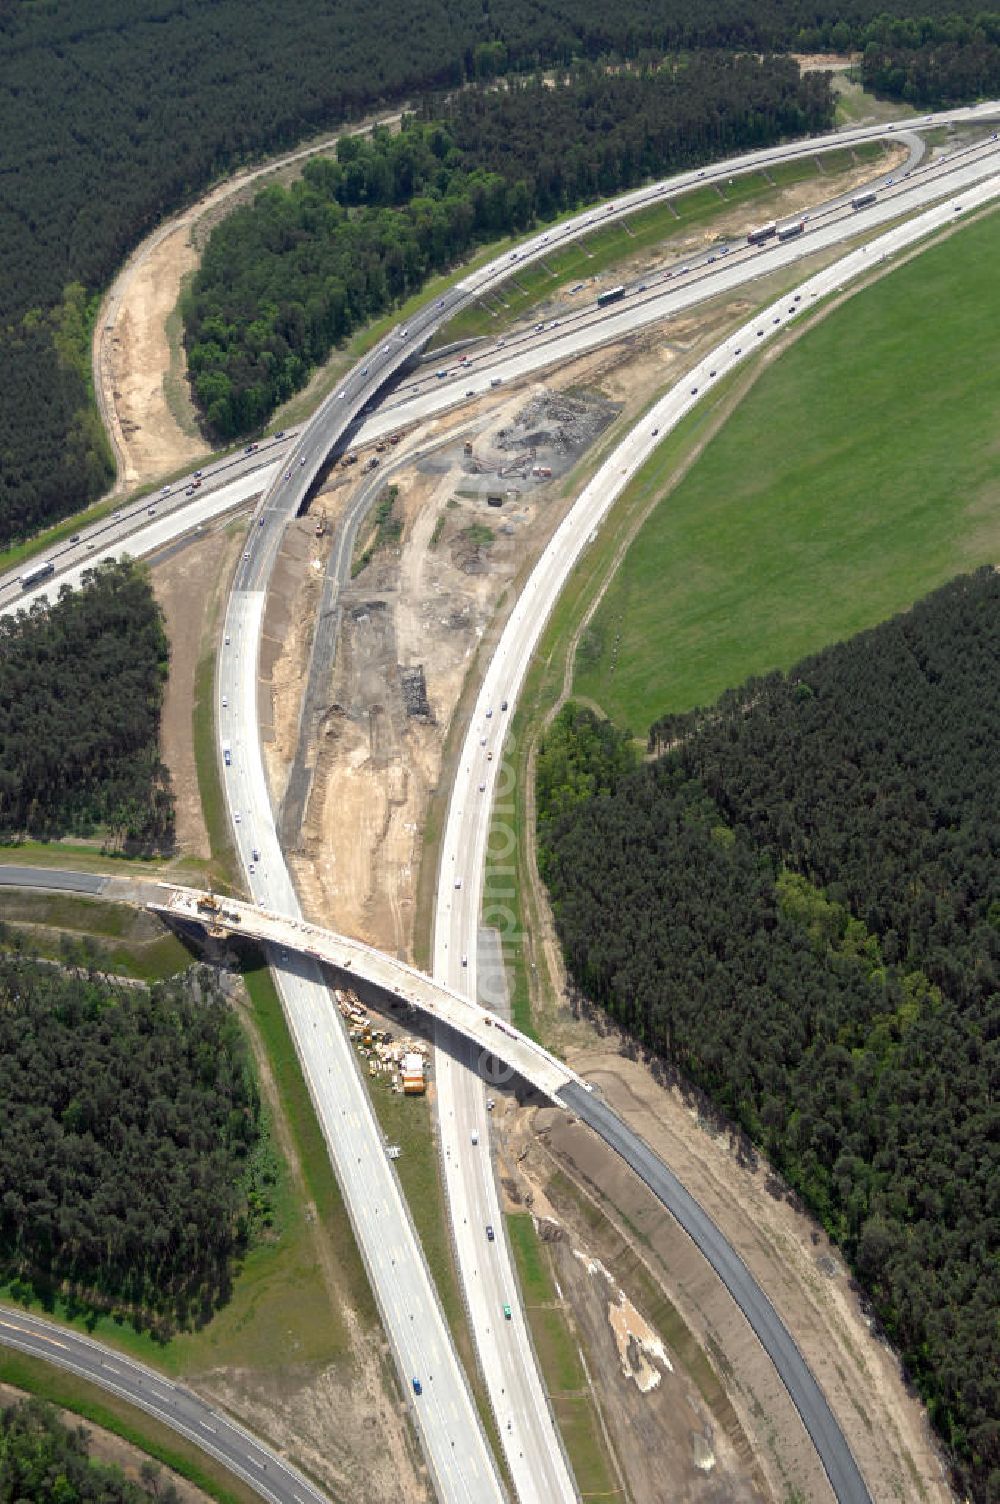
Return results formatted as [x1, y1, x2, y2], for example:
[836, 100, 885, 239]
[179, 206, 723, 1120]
[0, 1307, 330, 1504]
[432, 167, 1000, 1504]
[5, 102, 1000, 1504]
[5, 109, 999, 622]
[217, 606, 505, 1500]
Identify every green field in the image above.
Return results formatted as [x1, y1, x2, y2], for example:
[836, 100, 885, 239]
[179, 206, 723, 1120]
[574, 204, 1000, 732]
[505, 1213, 618, 1498]
[435, 145, 886, 346]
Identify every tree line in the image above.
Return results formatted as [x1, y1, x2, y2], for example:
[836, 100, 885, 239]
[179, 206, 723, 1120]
[0, 561, 174, 851]
[182, 56, 833, 439]
[537, 570, 1000, 1503]
[4, 0, 995, 547]
[0, 1397, 183, 1504]
[0, 959, 264, 1338]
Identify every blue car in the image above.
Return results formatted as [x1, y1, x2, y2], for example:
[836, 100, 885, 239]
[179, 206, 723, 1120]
[412, 1377, 422, 1395]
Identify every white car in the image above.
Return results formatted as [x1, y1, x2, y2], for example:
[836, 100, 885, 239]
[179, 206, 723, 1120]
[221, 696, 228, 708]
[234, 812, 241, 823]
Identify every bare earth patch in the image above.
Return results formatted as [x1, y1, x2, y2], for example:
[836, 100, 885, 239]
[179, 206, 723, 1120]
[93, 113, 402, 492]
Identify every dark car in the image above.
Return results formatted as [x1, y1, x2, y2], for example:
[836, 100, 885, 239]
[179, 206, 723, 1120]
[486, 1225, 495, 1241]
[412, 1378, 422, 1395]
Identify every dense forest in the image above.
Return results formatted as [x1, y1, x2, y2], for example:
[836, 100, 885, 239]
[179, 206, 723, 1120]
[0, 562, 173, 850]
[0, 960, 264, 1335]
[183, 57, 832, 438]
[537, 570, 1000, 1503]
[3, 0, 997, 544]
[0, 1398, 182, 1504]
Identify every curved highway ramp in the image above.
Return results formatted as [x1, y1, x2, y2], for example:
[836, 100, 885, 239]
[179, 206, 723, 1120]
[151, 882, 873, 1504]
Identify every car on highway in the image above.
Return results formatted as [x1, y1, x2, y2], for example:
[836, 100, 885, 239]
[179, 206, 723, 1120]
[466, 389, 475, 397]
[412, 1378, 422, 1395]
[70, 533, 80, 543]
[234, 812, 241, 823]
[690, 387, 698, 395]
[651, 427, 659, 436]
[479, 783, 486, 792]
[501, 700, 508, 711]
[221, 696, 228, 708]
[147, 507, 156, 517]
[161, 485, 170, 495]
[194, 469, 203, 478]
[243, 551, 250, 559]
[252, 847, 259, 862]
[471, 1130, 479, 1144]
[338, 390, 347, 399]
[486, 1225, 495, 1241]
[503, 1302, 512, 1320]
[462, 955, 468, 966]
[454, 879, 462, 890]
[487, 751, 493, 761]
[486, 708, 493, 718]
[248, 863, 255, 874]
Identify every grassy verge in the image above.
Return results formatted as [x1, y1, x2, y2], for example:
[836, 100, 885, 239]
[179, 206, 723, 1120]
[0, 1351, 257, 1504]
[505, 1213, 618, 1498]
[365, 1075, 510, 1485]
[240, 954, 376, 1334]
[0, 891, 193, 980]
[191, 642, 235, 888]
[574, 202, 1000, 729]
[435, 144, 887, 345]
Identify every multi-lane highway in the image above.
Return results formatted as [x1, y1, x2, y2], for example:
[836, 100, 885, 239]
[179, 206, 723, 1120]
[433, 167, 1000, 1504]
[5, 100, 1000, 1504]
[218, 611, 505, 1499]
[6, 109, 999, 624]
[0, 1307, 329, 1504]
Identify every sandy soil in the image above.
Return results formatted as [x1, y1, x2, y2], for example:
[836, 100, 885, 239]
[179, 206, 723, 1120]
[171, 139, 924, 1499]
[151, 523, 245, 858]
[283, 408, 569, 952]
[495, 1115, 769, 1504]
[791, 53, 860, 72]
[0, 1381, 214, 1504]
[94, 113, 402, 492]
[99, 229, 204, 488]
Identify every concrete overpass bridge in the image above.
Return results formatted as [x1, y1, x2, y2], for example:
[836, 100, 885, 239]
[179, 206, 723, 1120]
[149, 883, 580, 1102]
[152, 879, 874, 1504]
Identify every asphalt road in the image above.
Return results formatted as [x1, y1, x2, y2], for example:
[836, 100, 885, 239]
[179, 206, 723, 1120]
[0, 1307, 330, 1504]
[559, 1085, 871, 1502]
[6, 103, 999, 1503]
[218, 602, 504, 1503]
[0, 865, 107, 894]
[431, 170, 1000, 1504]
[214, 127, 1000, 1503]
[6, 106, 998, 624]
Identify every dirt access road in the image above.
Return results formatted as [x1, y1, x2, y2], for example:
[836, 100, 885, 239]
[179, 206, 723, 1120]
[92, 111, 401, 492]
